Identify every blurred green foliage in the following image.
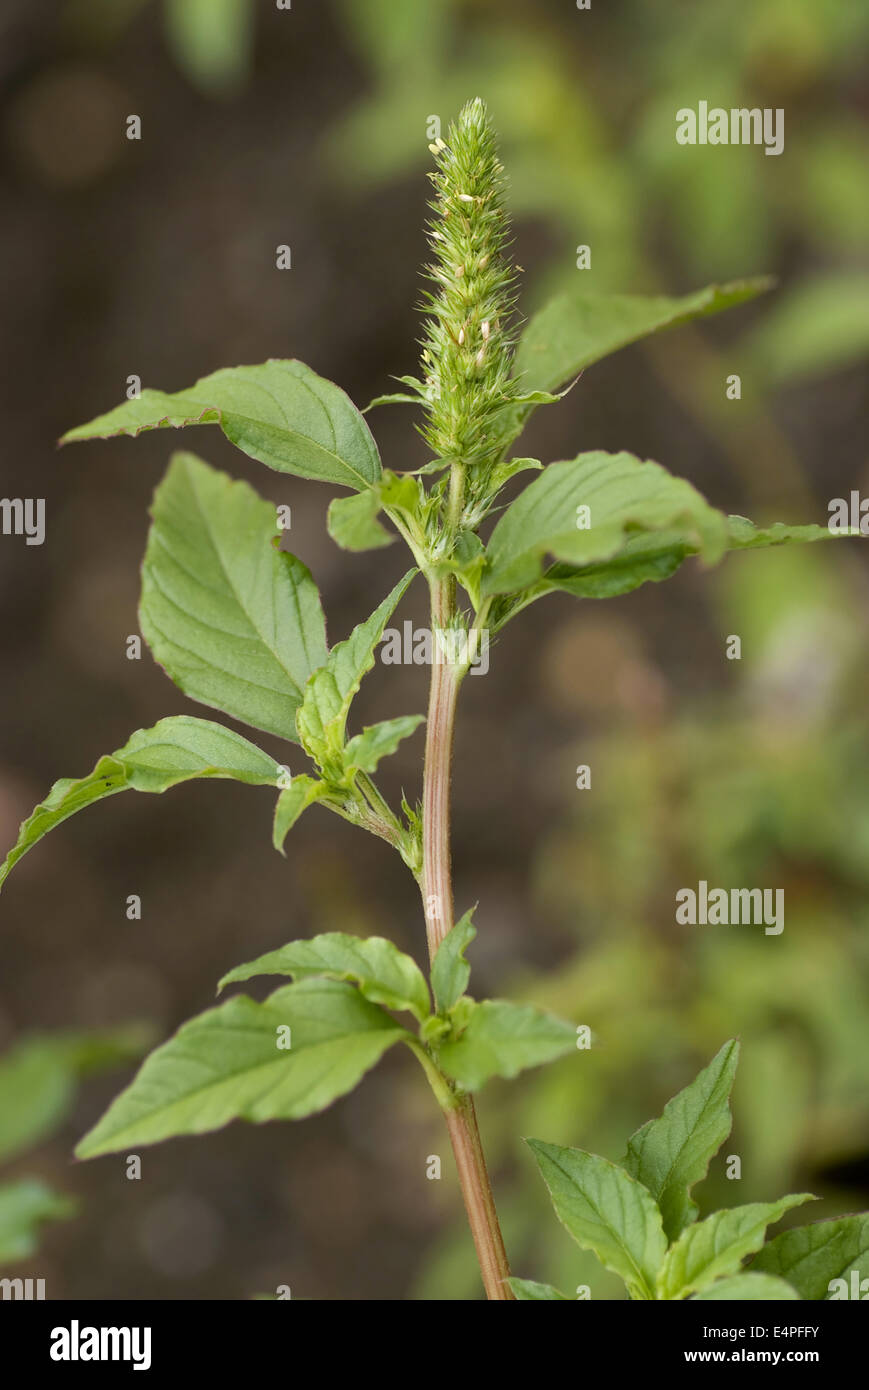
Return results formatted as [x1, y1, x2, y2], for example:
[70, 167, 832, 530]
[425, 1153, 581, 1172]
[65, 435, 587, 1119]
[0, 1025, 153, 1265]
[63, 0, 254, 96]
[58, 0, 869, 386]
[326, 0, 869, 384]
[163, 0, 253, 96]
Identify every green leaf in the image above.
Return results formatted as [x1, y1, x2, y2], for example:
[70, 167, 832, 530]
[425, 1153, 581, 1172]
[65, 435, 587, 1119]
[622, 1040, 739, 1243]
[0, 1180, 76, 1265]
[482, 452, 728, 596]
[164, 0, 253, 96]
[431, 909, 476, 1014]
[488, 457, 543, 491]
[75, 979, 410, 1156]
[0, 715, 281, 891]
[692, 1273, 800, 1301]
[378, 469, 422, 516]
[0, 1041, 71, 1165]
[326, 469, 422, 554]
[272, 775, 329, 852]
[140, 453, 327, 740]
[527, 1140, 668, 1301]
[62, 360, 382, 490]
[512, 278, 772, 409]
[509, 1278, 569, 1300]
[217, 932, 430, 1022]
[447, 531, 487, 607]
[296, 571, 415, 771]
[0, 1028, 151, 1164]
[657, 1195, 816, 1300]
[541, 516, 843, 603]
[343, 715, 425, 774]
[751, 1215, 869, 1300]
[543, 534, 692, 600]
[510, 389, 565, 406]
[437, 999, 576, 1090]
[327, 490, 394, 551]
[724, 517, 847, 549]
[363, 391, 423, 412]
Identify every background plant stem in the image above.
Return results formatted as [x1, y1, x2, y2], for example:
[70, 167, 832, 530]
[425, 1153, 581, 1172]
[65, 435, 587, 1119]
[421, 572, 514, 1301]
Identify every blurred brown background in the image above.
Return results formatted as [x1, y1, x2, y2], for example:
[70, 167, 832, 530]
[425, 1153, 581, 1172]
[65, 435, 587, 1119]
[1, 0, 868, 1300]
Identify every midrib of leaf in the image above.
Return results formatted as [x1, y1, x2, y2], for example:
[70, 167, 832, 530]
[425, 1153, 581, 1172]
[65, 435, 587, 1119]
[626, 1041, 739, 1237]
[489, 455, 715, 585]
[57, 767, 125, 803]
[148, 469, 313, 705]
[124, 737, 262, 774]
[650, 1132, 705, 1212]
[279, 367, 338, 448]
[675, 1221, 763, 1293]
[88, 1028, 401, 1148]
[547, 1149, 658, 1299]
[210, 365, 377, 490]
[144, 556, 295, 705]
[761, 1225, 866, 1283]
[241, 374, 371, 483]
[190, 466, 307, 692]
[549, 456, 698, 527]
[282, 557, 325, 677]
[523, 454, 609, 524]
[104, 362, 379, 490]
[235, 418, 374, 488]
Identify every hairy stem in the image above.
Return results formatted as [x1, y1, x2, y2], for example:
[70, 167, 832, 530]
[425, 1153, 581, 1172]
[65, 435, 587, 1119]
[420, 572, 513, 1301]
[442, 1096, 512, 1298]
[421, 649, 459, 957]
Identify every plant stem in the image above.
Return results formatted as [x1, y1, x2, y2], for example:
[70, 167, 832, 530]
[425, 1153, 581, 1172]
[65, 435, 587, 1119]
[421, 645, 459, 958]
[420, 572, 514, 1301]
[442, 1096, 512, 1299]
[404, 1037, 459, 1112]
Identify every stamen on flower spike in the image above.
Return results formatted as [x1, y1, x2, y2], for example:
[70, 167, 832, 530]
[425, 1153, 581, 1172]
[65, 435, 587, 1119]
[418, 97, 520, 516]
